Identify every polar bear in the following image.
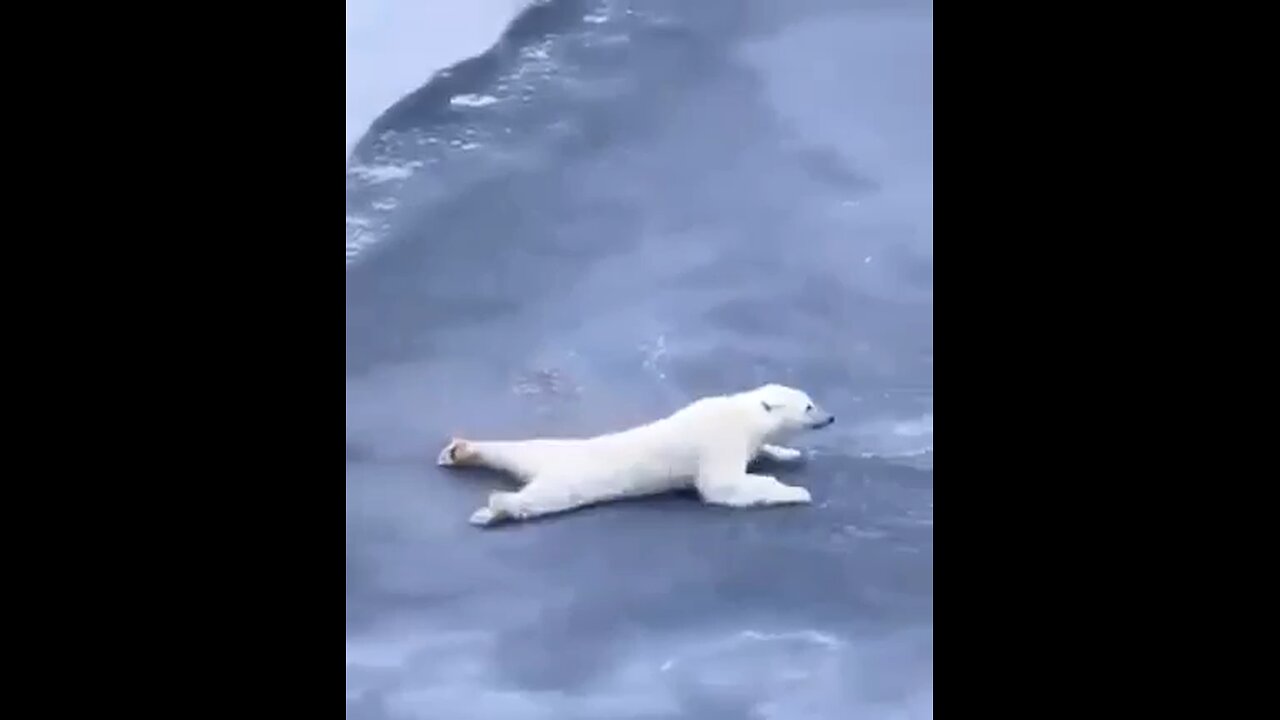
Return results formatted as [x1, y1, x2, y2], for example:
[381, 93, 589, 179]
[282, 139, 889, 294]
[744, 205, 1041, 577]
[436, 383, 835, 527]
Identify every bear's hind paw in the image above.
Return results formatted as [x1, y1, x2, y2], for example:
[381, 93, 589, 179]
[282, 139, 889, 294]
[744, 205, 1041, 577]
[437, 438, 473, 466]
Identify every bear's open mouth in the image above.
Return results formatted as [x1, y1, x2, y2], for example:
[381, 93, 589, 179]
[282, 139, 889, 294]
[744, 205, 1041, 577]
[810, 416, 835, 429]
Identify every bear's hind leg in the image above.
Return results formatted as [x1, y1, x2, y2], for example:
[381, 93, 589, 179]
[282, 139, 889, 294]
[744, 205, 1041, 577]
[438, 438, 539, 483]
[468, 479, 601, 527]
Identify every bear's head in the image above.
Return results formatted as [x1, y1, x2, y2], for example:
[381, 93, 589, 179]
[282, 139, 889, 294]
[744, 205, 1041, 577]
[749, 383, 835, 438]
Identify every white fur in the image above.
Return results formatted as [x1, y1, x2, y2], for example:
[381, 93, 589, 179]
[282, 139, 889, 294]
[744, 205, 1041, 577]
[436, 383, 835, 527]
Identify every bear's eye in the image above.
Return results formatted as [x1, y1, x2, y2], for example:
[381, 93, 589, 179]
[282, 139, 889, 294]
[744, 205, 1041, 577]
[805, 404, 813, 411]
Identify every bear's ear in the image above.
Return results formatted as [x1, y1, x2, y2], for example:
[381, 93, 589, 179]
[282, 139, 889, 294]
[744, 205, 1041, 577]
[761, 400, 775, 413]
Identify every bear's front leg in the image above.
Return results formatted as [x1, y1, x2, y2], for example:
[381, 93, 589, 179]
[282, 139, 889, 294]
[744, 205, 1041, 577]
[696, 442, 810, 508]
[696, 472, 812, 508]
[757, 444, 805, 462]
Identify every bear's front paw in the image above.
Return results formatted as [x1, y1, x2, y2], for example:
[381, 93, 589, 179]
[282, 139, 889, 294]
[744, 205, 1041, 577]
[788, 486, 812, 504]
[469, 506, 500, 526]
[770, 484, 811, 505]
